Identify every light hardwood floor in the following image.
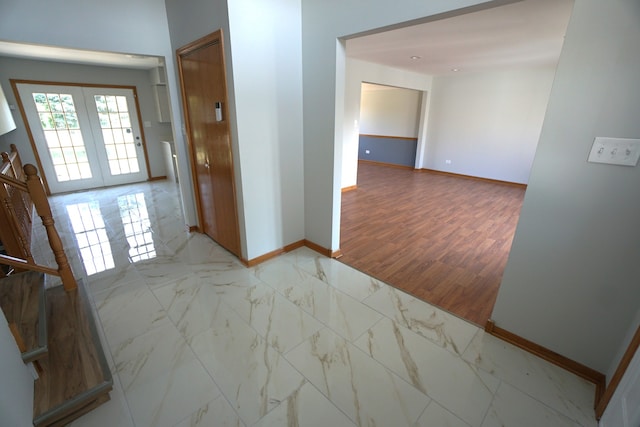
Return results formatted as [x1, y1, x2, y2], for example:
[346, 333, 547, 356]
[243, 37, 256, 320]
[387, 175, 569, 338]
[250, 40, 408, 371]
[339, 161, 526, 326]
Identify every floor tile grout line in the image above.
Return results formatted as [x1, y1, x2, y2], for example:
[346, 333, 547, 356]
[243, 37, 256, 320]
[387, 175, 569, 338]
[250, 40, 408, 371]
[252, 264, 381, 341]
[477, 378, 502, 427]
[460, 331, 596, 424]
[44, 181, 595, 426]
[350, 315, 503, 425]
[261, 255, 482, 362]
[493, 374, 592, 425]
[152, 277, 251, 426]
[283, 248, 485, 345]
[54, 193, 459, 426]
[83, 275, 149, 427]
[281, 324, 438, 425]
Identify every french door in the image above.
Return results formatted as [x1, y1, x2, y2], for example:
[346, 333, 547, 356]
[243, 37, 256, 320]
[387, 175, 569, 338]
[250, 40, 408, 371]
[17, 83, 148, 193]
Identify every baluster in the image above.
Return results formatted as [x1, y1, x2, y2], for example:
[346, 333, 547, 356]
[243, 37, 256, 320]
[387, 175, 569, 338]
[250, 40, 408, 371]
[5, 148, 19, 180]
[23, 164, 77, 291]
[1, 197, 35, 265]
[7, 147, 34, 223]
[1, 151, 9, 169]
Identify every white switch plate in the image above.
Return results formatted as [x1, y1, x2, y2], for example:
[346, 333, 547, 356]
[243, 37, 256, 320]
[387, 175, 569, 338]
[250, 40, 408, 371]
[588, 137, 640, 166]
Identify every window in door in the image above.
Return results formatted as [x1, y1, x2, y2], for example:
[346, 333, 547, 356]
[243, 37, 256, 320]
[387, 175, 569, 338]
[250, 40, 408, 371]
[32, 92, 93, 183]
[93, 94, 140, 176]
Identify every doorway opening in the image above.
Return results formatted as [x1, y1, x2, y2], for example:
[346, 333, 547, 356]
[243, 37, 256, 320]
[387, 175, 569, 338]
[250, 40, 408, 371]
[337, 0, 574, 325]
[357, 83, 422, 169]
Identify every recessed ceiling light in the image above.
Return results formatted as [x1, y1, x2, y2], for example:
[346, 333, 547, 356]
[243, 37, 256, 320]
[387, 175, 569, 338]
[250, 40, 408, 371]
[451, 68, 460, 72]
[410, 56, 421, 60]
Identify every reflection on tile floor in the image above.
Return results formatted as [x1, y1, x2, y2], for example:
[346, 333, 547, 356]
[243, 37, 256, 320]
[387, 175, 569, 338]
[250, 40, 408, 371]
[32, 181, 597, 427]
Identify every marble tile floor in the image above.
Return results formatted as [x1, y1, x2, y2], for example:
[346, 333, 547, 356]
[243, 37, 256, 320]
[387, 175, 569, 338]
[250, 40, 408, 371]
[30, 181, 598, 427]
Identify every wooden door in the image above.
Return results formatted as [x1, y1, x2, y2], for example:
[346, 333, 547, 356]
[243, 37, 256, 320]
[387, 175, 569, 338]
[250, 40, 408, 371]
[177, 30, 241, 256]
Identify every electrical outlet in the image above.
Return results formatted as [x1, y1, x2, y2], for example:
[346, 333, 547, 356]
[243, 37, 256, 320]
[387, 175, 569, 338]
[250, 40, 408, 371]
[445, 159, 452, 165]
[365, 149, 370, 154]
[588, 137, 640, 166]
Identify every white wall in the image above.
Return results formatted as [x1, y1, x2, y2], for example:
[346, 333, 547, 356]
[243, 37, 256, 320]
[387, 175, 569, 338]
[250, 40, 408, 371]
[0, 0, 197, 226]
[0, 0, 169, 55]
[360, 86, 421, 137]
[424, 66, 556, 184]
[165, 0, 304, 260]
[343, 58, 433, 188]
[227, 0, 304, 259]
[0, 57, 172, 178]
[0, 311, 34, 426]
[492, 0, 640, 373]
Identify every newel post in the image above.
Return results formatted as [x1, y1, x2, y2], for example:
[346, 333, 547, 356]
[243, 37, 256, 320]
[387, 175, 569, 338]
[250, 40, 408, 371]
[24, 164, 77, 291]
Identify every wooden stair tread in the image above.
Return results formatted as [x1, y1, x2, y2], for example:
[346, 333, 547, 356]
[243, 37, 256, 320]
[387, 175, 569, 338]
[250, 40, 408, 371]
[33, 279, 112, 427]
[0, 271, 47, 362]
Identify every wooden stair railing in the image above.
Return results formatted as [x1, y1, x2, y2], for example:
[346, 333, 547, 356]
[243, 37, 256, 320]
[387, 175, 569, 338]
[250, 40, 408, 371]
[0, 161, 77, 291]
[24, 164, 77, 291]
[1, 151, 113, 425]
[1, 145, 35, 272]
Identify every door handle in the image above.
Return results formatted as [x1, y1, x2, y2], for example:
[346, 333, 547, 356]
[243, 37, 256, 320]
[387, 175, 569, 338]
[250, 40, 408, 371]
[204, 162, 210, 169]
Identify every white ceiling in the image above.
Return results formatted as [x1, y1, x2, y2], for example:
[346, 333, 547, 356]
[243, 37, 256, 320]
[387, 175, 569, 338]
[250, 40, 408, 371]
[0, 0, 572, 76]
[346, 0, 574, 76]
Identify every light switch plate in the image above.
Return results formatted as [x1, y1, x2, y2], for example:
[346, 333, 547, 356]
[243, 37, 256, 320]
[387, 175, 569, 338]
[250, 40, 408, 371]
[588, 137, 640, 166]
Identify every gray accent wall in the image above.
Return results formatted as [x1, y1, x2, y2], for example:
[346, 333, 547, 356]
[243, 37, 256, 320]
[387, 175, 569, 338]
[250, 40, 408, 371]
[358, 135, 417, 167]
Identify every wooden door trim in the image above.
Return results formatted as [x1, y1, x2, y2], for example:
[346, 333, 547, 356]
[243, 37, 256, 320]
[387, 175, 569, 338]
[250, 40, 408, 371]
[595, 325, 640, 419]
[10, 80, 50, 193]
[10, 80, 153, 194]
[176, 29, 242, 256]
[176, 30, 223, 57]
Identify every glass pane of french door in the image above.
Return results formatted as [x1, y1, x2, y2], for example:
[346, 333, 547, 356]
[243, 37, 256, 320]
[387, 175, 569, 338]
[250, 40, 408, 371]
[32, 92, 93, 182]
[83, 88, 147, 187]
[94, 94, 139, 175]
[17, 84, 105, 193]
